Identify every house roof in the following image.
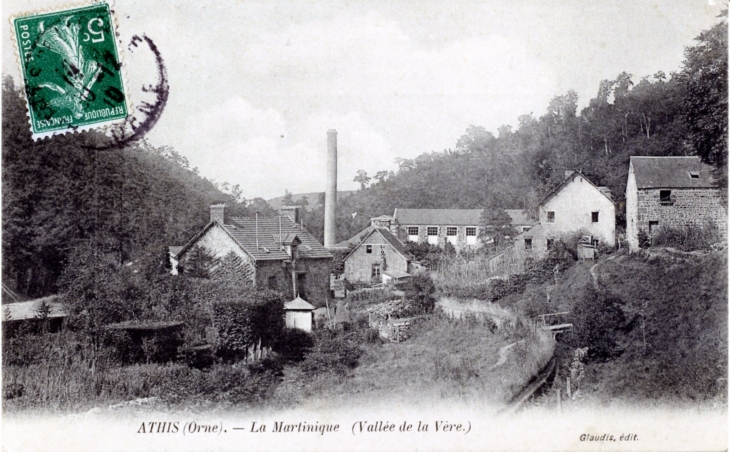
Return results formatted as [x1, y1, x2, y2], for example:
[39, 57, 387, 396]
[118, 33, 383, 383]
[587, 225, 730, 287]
[343, 227, 413, 262]
[168, 246, 183, 256]
[224, 216, 332, 261]
[515, 223, 546, 239]
[2, 296, 67, 321]
[285, 296, 316, 311]
[333, 226, 375, 249]
[175, 216, 332, 262]
[541, 171, 613, 206]
[393, 208, 483, 225]
[630, 156, 718, 189]
[383, 270, 411, 279]
[504, 209, 538, 226]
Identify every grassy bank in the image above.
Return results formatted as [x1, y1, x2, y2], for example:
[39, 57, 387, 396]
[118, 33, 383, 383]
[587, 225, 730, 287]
[274, 311, 554, 411]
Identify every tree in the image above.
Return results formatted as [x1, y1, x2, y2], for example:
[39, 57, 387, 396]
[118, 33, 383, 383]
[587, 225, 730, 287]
[680, 17, 728, 177]
[480, 208, 517, 252]
[353, 170, 371, 190]
[58, 243, 142, 375]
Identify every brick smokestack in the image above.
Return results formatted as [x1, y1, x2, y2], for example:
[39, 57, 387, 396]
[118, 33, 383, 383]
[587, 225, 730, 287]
[324, 129, 337, 248]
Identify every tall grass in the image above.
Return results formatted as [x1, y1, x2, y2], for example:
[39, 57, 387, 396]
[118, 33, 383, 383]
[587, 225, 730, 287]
[2, 330, 281, 413]
[433, 247, 529, 297]
[651, 221, 723, 251]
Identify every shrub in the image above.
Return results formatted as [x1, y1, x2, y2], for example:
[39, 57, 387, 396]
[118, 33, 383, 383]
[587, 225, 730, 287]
[403, 273, 436, 314]
[273, 328, 314, 363]
[211, 289, 285, 362]
[638, 229, 651, 249]
[651, 222, 722, 251]
[565, 288, 626, 362]
[300, 329, 362, 376]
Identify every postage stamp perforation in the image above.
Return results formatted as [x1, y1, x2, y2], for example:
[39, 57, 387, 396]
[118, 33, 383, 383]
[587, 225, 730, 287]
[9, 0, 132, 141]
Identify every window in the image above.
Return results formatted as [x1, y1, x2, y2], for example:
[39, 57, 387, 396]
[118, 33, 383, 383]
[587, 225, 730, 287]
[689, 171, 700, 179]
[525, 238, 533, 250]
[547, 211, 555, 223]
[547, 239, 554, 250]
[446, 227, 458, 245]
[427, 227, 439, 245]
[466, 227, 477, 245]
[366, 245, 372, 254]
[649, 221, 659, 233]
[407, 226, 419, 242]
[380, 245, 386, 256]
[592, 211, 599, 223]
[371, 263, 381, 279]
[660, 190, 671, 205]
[268, 276, 277, 290]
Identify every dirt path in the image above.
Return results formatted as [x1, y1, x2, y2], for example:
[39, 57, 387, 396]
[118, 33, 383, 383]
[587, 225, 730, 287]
[589, 255, 617, 289]
[489, 339, 525, 370]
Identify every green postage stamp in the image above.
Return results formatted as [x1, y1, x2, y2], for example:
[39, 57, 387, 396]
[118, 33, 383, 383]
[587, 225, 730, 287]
[12, 2, 128, 139]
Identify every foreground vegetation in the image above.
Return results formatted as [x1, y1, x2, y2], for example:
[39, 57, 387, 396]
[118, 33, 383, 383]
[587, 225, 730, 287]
[504, 247, 728, 409]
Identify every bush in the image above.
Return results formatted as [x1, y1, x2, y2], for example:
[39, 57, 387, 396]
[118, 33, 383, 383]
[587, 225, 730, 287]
[300, 329, 362, 376]
[651, 222, 722, 251]
[273, 328, 314, 363]
[638, 229, 651, 249]
[403, 273, 436, 314]
[565, 288, 626, 362]
[211, 289, 285, 362]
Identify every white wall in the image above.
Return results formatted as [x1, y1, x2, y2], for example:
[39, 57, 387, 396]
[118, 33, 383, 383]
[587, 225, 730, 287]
[539, 175, 616, 246]
[625, 164, 639, 251]
[286, 311, 313, 332]
[177, 224, 256, 283]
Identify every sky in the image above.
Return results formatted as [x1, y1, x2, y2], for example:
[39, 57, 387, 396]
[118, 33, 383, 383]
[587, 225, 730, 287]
[3, 0, 725, 200]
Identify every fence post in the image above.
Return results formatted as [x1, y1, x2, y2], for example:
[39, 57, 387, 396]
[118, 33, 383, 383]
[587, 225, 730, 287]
[557, 388, 562, 413]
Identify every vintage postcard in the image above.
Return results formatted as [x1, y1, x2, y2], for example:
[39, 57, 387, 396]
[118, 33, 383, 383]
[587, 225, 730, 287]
[2, 0, 727, 451]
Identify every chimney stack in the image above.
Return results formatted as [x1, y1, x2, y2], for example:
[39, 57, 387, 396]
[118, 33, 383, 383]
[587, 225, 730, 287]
[210, 204, 226, 223]
[281, 206, 301, 225]
[324, 129, 337, 248]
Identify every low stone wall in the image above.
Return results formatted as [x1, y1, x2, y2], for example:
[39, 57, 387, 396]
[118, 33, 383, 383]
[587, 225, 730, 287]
[368, 313, 414, 342]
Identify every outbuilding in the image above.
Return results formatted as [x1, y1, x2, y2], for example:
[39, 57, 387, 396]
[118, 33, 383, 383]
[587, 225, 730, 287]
[284, 296, 316, 332]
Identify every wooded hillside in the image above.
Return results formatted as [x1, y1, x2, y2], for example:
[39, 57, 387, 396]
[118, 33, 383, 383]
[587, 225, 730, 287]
[2, 78, 273, 297]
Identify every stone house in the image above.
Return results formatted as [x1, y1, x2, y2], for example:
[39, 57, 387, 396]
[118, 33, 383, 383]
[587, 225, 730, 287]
[172, 205, 332, 306]
[626, 156, 726, 251]
[514, 171, 616, 256]
[335, 217, 413, 284]
[388, 208, 535, 252]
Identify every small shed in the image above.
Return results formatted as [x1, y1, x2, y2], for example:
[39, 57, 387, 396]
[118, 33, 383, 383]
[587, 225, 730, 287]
[577, 235, 597, 260]
[2, 296, 68, 335]
[284, 296, 316, 332]
[105, 321, 185, 363]
[382, 270, 412, 286]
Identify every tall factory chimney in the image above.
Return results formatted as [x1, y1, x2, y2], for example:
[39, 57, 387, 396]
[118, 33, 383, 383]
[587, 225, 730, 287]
[324, 129, 338, 248]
